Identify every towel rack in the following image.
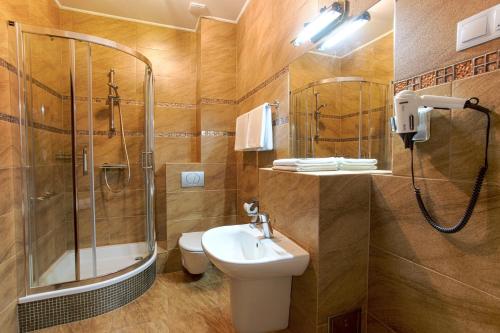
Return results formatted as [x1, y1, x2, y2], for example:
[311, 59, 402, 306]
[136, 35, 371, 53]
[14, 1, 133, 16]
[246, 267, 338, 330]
[268, 100, 280, 110]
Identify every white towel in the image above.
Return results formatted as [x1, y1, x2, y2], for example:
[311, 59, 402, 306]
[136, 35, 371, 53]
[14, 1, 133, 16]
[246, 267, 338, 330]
[273, 157, 338, 166]
[273, 164, 338, 172]
[235, 113, 249, 151]
[339, 164, 377, 171]
[338, 157, 378, 165]
[235, 104, 273, 151]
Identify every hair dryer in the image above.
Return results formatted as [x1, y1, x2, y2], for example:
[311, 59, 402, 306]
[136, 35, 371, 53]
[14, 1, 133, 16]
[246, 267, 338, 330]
[392, 90, 491, 234]
[393, 90, 468, 149]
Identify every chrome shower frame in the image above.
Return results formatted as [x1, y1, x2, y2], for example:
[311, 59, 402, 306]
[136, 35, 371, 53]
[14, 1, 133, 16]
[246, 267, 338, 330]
[13, 22, 156, 296]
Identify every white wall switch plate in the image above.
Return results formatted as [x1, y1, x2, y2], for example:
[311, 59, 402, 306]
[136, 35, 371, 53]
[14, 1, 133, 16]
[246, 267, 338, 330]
[181, 171, 205, 188]
[457, 4, 500, 51]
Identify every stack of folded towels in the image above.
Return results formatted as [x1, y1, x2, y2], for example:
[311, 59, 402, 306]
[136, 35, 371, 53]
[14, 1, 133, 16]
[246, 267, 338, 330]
[272, 157, 377, 172]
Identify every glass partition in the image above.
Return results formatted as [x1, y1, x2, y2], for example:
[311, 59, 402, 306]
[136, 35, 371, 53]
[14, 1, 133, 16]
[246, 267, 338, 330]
[18, 25, 155, 291]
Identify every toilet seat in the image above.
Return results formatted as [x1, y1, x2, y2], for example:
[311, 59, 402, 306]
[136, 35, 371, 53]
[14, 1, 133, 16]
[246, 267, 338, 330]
[179, 232, 204, 252]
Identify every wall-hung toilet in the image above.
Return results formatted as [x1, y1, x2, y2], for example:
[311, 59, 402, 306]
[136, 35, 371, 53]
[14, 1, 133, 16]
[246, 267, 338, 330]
[179, 232, 210, 274]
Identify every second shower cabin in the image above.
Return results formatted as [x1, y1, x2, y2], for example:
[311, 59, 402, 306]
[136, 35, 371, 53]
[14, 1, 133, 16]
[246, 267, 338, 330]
[290, 77, 390, 169]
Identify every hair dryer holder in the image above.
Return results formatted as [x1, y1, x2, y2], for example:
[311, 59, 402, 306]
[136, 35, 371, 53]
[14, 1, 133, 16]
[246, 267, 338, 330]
[391, 106, 432, 143]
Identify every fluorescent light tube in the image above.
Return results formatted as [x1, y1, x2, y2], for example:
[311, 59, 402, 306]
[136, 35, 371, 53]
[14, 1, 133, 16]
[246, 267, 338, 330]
[318, 12, 370, 51]
[293, 7, 342, 46]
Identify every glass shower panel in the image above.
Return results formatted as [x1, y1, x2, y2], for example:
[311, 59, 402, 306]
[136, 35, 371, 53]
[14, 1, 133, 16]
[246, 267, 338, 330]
[73, 41, 97, 279]
[23, 33, 77, 287]
[90, 45, 148, 276]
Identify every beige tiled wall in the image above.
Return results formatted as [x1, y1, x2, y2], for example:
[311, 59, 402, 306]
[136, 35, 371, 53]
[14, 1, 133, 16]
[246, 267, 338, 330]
[0, 0, 61, 330]
[260, 169, 371, 333]
[368, 0, 500, 332]
[60, 11, 199, 250]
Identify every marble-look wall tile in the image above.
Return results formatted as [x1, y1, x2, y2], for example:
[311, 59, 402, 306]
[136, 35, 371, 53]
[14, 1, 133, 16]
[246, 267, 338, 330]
[259, 170, 371, 333]
[200, 136, 236, 164]
[371, 174, 500, 299]
[449, 71, 500, 184]
[259, 169, 319, 257]
[369, 246, 500, 333]
[367, 313, 397, 333]
[395, 0, 500, 80]
[318, 175, 370, 324]
[166, 190, 237, 221]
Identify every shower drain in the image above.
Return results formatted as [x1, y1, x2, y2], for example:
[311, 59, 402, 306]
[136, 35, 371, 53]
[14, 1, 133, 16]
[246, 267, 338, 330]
[135, 256, 143, 261]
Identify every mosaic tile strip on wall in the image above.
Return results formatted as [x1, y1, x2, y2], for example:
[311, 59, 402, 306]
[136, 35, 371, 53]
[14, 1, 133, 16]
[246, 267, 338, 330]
[394, 50, 499, 93]
[17, 261, 156, 332]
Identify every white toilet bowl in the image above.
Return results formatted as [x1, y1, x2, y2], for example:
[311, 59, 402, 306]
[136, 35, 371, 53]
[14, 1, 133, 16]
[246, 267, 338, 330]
[179, 232, 209, 274]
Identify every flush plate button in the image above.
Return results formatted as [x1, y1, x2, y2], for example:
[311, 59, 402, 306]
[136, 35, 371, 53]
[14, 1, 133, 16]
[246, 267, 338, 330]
[181, 171, 204, 188]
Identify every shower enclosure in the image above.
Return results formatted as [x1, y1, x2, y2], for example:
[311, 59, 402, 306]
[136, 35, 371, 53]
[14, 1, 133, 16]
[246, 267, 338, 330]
[15, 23, 155, 294]
[290, 77, 390, 169]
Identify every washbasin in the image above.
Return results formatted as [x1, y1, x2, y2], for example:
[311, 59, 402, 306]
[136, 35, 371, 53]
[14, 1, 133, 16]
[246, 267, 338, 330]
[202, 224, 309, 279]
[202, 224, 310, 333]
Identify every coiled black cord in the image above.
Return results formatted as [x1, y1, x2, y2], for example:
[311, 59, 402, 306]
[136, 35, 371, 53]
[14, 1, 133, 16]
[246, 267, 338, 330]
[410, 98, 491, 234]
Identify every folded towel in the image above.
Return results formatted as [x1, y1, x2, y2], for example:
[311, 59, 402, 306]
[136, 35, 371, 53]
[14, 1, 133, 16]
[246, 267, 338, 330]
[338, 165, 377, 171]
[273, 157, 338, 166]
[247, 103, 273, 151]
[234, 113, 249, 151]
[273, 164, 338, 172]
[338, 157, 378, 165]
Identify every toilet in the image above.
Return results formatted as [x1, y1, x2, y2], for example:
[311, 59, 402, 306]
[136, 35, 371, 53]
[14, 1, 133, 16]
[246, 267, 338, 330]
[179, 231, 210, 274]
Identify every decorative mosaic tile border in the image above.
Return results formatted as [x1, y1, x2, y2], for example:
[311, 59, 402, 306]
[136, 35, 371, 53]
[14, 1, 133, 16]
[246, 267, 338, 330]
[17, 260, 156, 332]
[0, 112, 20, 124]
[394, 50, 499, 94]
[155, 131, 199, 138]
[76, 129, 145, 137]
[237, 66, 290, 104]
[201, 130, 235, 137]
[200, 97, 238, 105]
[272, 116, 289, 126]
[156, 101, 197, 109]
[0, 57, 64, 100]
[154, 130, 236, 138]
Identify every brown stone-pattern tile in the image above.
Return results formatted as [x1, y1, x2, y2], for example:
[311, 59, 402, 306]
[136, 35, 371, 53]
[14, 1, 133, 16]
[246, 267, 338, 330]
[369, 246, 500, 333]
[371, 174, 500, 299]
[450, 70, 500, 183]
[318, 175, 371, 324]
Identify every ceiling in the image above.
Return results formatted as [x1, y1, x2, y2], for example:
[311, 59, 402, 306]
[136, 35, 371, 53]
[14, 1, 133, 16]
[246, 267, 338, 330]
[56, 0, 249, 31]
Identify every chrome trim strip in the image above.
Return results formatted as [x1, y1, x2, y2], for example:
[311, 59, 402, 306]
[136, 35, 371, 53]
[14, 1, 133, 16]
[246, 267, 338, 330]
[69, 39, 81, 281]
[291, 76, 389, 94]
[17, 23, 153, 70]
[86, 44, 98, 277]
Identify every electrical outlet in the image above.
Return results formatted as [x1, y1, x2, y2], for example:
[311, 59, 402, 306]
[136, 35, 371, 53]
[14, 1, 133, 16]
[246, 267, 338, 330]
[181, 171, 204, 188]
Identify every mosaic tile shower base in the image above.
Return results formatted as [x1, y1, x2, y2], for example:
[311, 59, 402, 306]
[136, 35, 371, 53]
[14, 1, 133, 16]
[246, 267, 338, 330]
[17, 261, 156, 332]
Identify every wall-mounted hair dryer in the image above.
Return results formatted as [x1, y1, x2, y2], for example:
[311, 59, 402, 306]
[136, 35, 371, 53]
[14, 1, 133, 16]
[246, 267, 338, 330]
[392, 90, 470, 149]
[391, 90, 491, 234]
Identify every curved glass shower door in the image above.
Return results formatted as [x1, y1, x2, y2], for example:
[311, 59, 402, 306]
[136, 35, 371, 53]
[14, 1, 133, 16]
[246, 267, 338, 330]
[18, 25, 155, 291]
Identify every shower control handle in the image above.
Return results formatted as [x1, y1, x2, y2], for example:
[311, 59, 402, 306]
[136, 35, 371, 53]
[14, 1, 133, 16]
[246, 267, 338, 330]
[83, 146, 88, 176]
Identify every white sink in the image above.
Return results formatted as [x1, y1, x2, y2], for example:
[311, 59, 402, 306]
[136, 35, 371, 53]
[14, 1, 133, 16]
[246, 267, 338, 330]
[202, 224, 309, 333]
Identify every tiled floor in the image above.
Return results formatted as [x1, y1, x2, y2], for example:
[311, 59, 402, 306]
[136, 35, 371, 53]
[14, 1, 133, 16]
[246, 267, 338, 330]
[37, 267, 236, 333]
[36, 268, 292, 333]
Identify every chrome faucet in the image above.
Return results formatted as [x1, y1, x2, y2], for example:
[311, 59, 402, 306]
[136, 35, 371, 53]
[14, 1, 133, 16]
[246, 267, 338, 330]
[250, 212, 274, 239]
